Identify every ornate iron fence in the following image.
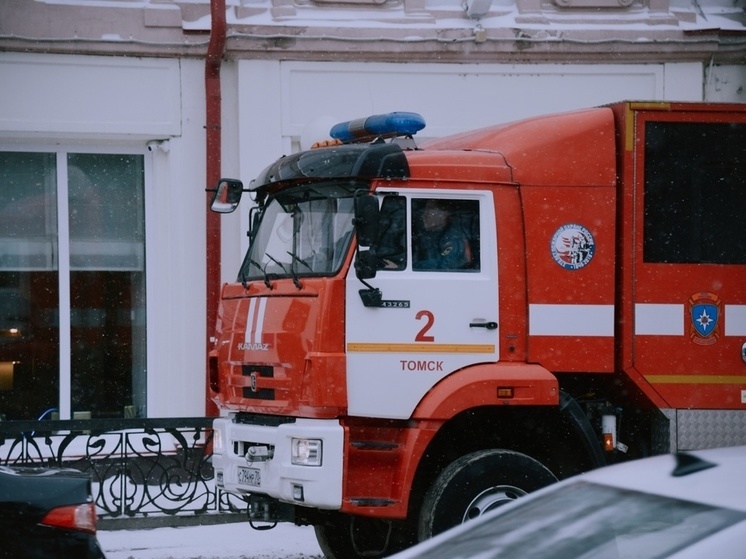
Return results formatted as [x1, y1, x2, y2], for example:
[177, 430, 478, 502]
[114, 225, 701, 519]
[0, 418, 245, 520]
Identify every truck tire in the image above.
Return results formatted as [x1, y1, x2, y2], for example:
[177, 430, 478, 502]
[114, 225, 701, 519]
[418, 449, 557, 539]
[315, 514, 416, 559]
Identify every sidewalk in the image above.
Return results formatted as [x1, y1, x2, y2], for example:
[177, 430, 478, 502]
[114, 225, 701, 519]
[98, 520, 323, 559]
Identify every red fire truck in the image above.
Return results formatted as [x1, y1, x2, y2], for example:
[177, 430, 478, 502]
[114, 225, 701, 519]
[208, 101, 746, 558]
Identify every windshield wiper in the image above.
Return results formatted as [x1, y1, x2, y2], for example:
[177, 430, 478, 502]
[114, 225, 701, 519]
[266, 253, 301, 289]
[239, 268, 250, 290]
[249, 258, 272, 289]
[287, 251, 313, 273]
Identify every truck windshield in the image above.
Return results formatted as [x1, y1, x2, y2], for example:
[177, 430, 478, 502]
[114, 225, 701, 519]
[238, 183, 357, 283]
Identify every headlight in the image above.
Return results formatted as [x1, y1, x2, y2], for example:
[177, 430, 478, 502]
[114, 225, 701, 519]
[291, 438, 322, 466]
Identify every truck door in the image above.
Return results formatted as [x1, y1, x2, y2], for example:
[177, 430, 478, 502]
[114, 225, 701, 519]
[345, 190, 498, 419]
[632, 107, 746, 411]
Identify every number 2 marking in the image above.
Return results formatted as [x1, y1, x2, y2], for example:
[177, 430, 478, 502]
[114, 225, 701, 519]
[415, 310, 435, 342]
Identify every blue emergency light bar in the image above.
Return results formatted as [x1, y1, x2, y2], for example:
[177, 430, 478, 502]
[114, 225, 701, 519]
[330, 112, 426, 143]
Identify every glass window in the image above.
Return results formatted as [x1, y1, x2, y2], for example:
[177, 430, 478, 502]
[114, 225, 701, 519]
[644, 121, 746, 264]
[412, 198, 480, 272]
[0, 151, 146, 420]
[68, 154, 145, 270]
[239, 184, 357, 282]
[0, 152, 57, 270]
[373, 195, 407, 271]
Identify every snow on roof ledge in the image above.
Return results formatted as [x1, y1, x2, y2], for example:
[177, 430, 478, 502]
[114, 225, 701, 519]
[17, 0, 746, 32]
[0, 0, 743, 60]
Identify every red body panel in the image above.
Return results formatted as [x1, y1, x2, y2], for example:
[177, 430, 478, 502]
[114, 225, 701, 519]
[422, 107, 617, 187]
[342, 418, 439, 518]
[619, 102, 746, 410]
[212, 276, 348, 417]
[521, 184, 617, 373]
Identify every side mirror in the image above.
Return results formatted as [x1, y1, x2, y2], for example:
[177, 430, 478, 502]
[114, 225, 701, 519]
[355, 249, 381, 307]
[354, 248, 378, 280]
[210, 179, 244, 214]
[354, 195, 380, 247]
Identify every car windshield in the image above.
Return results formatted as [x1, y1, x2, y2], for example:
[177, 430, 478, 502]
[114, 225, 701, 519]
[238, 183, 358, 282]
[407, 481, 746, 559]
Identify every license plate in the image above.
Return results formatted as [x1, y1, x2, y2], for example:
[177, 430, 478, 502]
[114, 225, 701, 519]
[237, 466, 261, 487]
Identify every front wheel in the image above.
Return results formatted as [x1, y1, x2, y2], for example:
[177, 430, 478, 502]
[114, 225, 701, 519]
[315, 513, 416, 559]
[418, 449, 557, 540]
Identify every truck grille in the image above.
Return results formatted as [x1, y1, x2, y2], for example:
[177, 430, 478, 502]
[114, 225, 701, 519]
[241, 365, 275, 400]
[234, 412, 296, 426]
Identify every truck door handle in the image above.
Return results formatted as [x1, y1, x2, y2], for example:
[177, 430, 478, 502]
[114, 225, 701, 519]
[470, 321, 498, 330]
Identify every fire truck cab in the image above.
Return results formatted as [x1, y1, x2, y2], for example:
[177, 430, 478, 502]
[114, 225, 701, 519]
[209, 102, 746, 558]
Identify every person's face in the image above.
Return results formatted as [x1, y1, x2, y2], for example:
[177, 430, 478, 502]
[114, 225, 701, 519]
[422, 203, 448, 231]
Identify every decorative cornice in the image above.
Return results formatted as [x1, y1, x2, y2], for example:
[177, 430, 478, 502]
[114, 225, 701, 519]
[0, 0, 744, 63]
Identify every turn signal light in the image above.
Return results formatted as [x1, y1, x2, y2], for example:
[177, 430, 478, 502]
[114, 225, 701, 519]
[602, 414, 617, 452]
[497, 387, 514, 399]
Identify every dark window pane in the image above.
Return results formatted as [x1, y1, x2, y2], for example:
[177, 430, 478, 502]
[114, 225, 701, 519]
[0, 272, 59, 420]
[644, 121, 746, 264]
[0, 152, 59, 420]
[70, 271, 145, 418]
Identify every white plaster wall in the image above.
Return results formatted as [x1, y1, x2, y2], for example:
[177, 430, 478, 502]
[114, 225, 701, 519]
[146, 58, 208, 417]
[218, 62, 243, 287]
[278, 61, 704, 139]
[705, 64, 746, 102]
[0, 52, 181, 139]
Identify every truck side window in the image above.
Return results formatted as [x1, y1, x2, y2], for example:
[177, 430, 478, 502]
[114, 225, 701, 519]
[412, 198, 480, 272]
[644, 121, 746, 264]
[373, 195, 407, 270]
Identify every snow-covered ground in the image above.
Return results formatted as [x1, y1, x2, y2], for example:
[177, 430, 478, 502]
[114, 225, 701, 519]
[98, 521, 324, 559]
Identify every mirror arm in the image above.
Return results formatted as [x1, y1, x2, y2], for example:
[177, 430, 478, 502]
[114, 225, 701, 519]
[358, 286, 382, 308]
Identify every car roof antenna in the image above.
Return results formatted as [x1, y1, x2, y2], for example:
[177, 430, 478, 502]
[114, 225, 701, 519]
[671, 452, 718, 477]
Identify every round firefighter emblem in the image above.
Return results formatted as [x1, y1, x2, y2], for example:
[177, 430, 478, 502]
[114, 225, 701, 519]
[550, 223, 595, 270]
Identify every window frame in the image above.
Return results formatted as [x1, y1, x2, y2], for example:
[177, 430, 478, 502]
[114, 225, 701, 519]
[0, 143, 153, 419]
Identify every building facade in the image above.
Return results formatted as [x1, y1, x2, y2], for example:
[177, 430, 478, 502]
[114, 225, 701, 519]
[0, 0, 744, 420]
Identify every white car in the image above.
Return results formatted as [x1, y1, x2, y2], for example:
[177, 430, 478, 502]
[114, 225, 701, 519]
[392, 446, 746, 559]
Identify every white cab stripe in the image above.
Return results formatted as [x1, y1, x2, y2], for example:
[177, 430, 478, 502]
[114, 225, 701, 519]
[529, 304, 614, 337]
[636, 304, 746, 336]
[530, 303, 745, 338]
[726, 305, 746, 336]
[635, 304, 684, 336]
[245, 298, 267, 345]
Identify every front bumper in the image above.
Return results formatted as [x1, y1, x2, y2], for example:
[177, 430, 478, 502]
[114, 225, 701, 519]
[213, 416, 344, 510]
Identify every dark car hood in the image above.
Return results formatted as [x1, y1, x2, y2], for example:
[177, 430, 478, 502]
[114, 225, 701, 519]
[0, 466, 92, 511]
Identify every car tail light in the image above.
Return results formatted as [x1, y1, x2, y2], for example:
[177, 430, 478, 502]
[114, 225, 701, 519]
[40, 502, 97, 534]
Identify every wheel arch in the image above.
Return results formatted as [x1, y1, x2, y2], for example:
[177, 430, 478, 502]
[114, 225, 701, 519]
[406, 366, 605, 520]
[411, 362, 559, 421]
